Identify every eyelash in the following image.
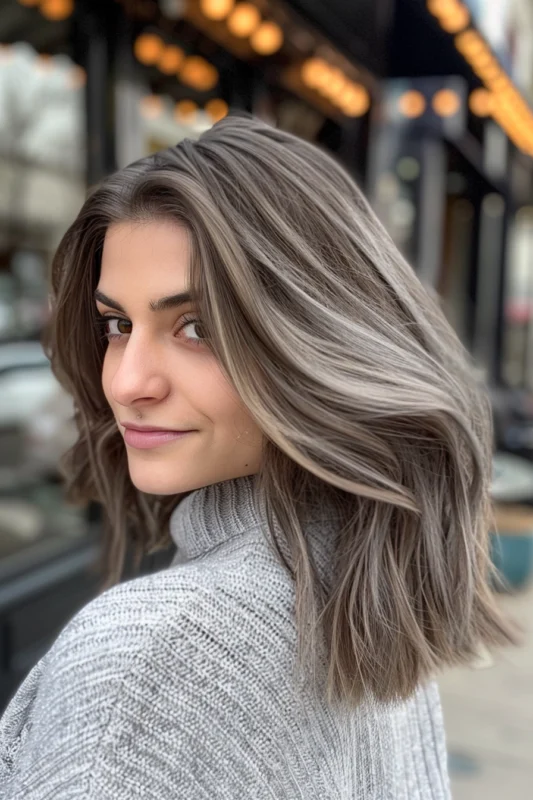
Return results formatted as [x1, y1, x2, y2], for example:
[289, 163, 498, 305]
[94, 313, 205, 347]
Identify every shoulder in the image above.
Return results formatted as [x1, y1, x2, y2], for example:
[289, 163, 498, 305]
[39, 529, 295, 702]
[2, 544, 297, 797]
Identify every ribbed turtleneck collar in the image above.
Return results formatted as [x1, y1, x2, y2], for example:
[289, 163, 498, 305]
[169, 474, 264, 563]
[168, 473, 344, 592]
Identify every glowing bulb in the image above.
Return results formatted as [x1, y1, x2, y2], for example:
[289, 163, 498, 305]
[250, 21, 283, 55]
[175, 99, 198, 121]
[40, 0, 74, 20]
[432, 88, 461, 117]
[427, 0, 458, 16]
[398, 90, 426, 118]
[200, 0, 234, 21]
[301, 58, 330, 90]
[455, 30, 484, 57]
[469, 88, 493, 117]
[328, 68, 347, 97]
[158, 46, 185, 75]
[180, 57, 218, 91]
[134, 34, 165, 66]
[438, 7, 470, 33]
[340, 84, 370, 117]
[227, 3, 261, 38]
[205, 98, 229, 122]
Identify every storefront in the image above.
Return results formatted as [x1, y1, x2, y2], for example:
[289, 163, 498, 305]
[367, 0, 533, 388]
[0, 0, 382, 711]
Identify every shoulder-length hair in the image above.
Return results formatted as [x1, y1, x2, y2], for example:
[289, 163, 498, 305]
[44, 113, 519, 708]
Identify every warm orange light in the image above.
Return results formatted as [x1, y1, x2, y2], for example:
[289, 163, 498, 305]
[301, 58, 331, 90]
[134, 33, 165, 66]
[200, 0, 234, 20]
[195, 64, 218, 91]
[40, 0, 74, 20]
[320, 67, 347, 100]
[427, 0, 459, 15]
[473, 59, 501, 82]
[470, 49, 494, 70]
[432, 88, 461, 117]
[455, 30, 484, 57]
[438, 7, 470, 33]
[340, 84, 371, 117]
[469, 88, 492, 116]
[227, 3, 261, 38]
[68, 65, 87, 90]
[485, 74, 509, 92]
[205, 98, 229, 122]
[250, 21, 283, 55]
[140, 95, 163, 119]
[158, 45, 185, 75]
[398, 90, 426, 118]
[180, 56, 218, 91]
[175, 99, 198, 121]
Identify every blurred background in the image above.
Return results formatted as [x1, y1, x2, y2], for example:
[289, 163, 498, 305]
[1, 0, 533, 796]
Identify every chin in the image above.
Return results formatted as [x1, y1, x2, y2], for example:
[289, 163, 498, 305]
[127, 458, 259, 496]
[127, 462, 196, 496]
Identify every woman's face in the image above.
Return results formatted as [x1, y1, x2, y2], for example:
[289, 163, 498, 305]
[97, 219, 263, 495]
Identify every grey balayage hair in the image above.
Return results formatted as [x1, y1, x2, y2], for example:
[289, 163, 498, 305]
[45, 113, 519, 709]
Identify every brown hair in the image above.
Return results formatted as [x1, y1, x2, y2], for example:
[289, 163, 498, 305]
[44, 113, 520, 708]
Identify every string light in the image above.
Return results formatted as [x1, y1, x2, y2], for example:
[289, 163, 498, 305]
[469, 88, 493, 117]
[158, 45, 185, 75]
[175, 99, 198, 121]
[301, 58, 331, 91]
[250, 21, 283, 55]
[227, 3, 261, 38]
[432, 88, 461, 117]
[134, 33, 165, 66]
[398, 90, 426, 118]
[340, 84, 370, 117]
[205, 98, 229, 122]
[300, 57, 371, 118]
[200, 0, 234, 21]
[180, 56, 218, 91]
[40, 0, 74, 21]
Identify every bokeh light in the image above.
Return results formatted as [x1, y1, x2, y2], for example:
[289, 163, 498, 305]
[227, 3, 261, 38]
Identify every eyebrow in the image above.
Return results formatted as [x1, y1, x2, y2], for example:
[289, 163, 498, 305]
[94, 289, 193, 313]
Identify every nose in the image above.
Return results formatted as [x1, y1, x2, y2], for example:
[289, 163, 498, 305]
[109, 332, 170, 409]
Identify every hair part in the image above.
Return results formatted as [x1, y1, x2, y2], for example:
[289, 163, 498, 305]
[44, 114, 521, 709]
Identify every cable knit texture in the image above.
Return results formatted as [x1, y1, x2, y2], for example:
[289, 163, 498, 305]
[0, 475, 452, 798]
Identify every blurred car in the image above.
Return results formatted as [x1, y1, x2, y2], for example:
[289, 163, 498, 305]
[0, 340, 76, 479]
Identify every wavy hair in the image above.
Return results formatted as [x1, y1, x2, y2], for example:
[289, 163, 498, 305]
[44, 113, 519, 708]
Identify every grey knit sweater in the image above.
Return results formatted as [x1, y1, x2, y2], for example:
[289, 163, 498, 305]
[0, 475, 451, 798]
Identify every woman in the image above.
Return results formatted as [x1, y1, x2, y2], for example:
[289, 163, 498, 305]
[0, 113, 518, 798]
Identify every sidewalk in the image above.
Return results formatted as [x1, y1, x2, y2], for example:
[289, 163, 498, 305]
[438, 584, 533, 799]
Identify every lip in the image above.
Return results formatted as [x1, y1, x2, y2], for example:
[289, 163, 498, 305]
[120, 423, 196, 450]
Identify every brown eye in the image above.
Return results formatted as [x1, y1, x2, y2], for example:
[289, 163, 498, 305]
[102, 317, 131, 339]
[115, 319, 131, 335]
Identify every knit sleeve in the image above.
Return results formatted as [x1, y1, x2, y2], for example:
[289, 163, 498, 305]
[1, 574, 244, 800]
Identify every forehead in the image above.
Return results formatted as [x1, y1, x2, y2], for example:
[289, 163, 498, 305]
[100, 220, 190, 289]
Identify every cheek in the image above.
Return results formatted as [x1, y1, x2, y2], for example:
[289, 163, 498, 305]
[191, 363, 244, 421]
